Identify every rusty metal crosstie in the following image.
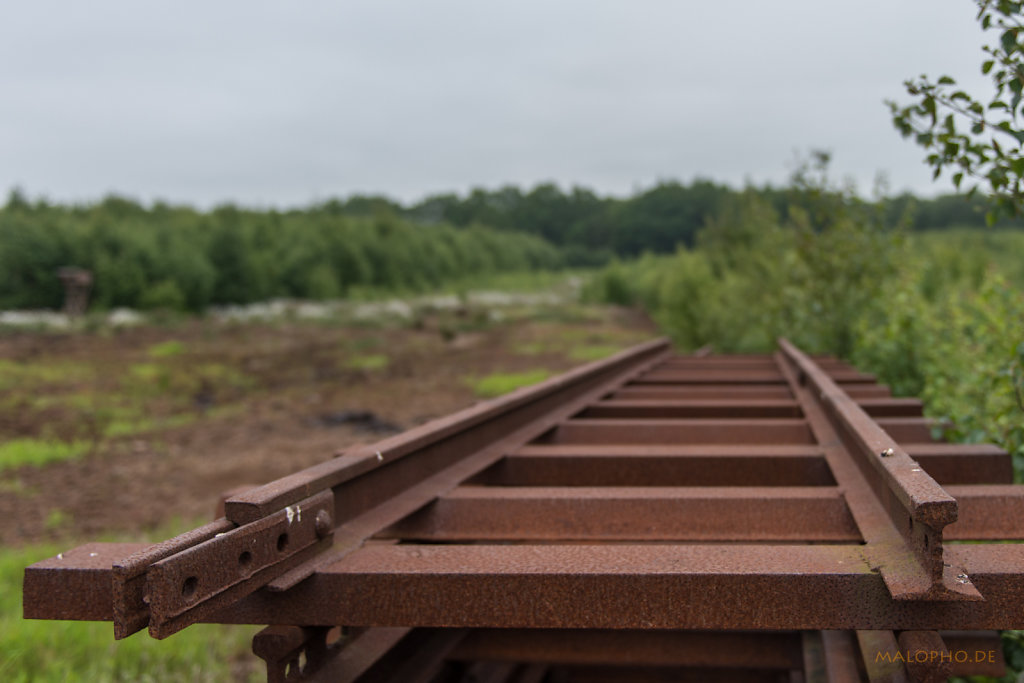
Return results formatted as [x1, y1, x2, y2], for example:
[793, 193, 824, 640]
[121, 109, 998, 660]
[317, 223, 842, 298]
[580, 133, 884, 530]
[24, 339, 1024, 682]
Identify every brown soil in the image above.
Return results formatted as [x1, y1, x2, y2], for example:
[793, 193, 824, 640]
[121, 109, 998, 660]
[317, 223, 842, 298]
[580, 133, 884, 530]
[0, 307, 656, 545]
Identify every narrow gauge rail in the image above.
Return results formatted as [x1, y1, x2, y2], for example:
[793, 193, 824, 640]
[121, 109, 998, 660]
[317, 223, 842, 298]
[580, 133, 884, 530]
[23, 338, 1024, 682]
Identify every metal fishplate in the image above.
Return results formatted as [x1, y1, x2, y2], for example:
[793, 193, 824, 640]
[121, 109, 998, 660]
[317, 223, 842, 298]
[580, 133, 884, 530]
[112, 489, 334, 639]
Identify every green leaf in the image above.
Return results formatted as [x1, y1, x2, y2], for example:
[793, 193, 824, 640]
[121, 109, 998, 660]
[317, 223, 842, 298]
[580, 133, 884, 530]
[986, 209, 997, 226]
[1001, 29, 1018, 53]
[939, 75, 956, 85]
[953, 171, 965, 188]
[973, 121, 986, 134]
[984, 59, 996, 74]
[1011, 157, 1024, 176]
[923, 95, 937, 124]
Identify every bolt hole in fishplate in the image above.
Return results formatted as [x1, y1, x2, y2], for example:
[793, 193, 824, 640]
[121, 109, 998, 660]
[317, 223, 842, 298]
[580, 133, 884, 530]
[239, 551, 254, 574]
[277, 533, 289, 552]
[181, 576, 198, 601]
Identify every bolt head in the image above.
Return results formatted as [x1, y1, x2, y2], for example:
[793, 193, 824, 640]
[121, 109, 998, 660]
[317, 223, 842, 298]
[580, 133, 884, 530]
[315, 510, 333, 538]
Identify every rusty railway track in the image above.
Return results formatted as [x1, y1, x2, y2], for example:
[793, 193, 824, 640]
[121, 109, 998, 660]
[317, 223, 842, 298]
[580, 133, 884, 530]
[23, 338, 1024, 682]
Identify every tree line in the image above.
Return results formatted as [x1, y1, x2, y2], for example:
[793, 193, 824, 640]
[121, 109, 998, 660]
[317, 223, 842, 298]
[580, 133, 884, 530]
[0, 194, 561, 312]
[314, 180, 1024, 259]
[2, 176, 1019, 313]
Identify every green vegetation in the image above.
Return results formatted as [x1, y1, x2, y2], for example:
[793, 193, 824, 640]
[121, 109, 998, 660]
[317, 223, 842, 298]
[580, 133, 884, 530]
[43, 509, 69, 532]
[510, 325, 646, 361]
[0, 439, 90, 472]
[586, 167, 1024, 479]
[2, 542, 256, 682]
[0, 195, 562, 313]
[567, 345, 620, 362]
[146, 340, 186, 358]
[4, 176, 1022, 318]
[889, 0, 1024, 221]
[466, 369, 552, 398]
[344, 354, 389, 371]
[0, 359, 95, 391]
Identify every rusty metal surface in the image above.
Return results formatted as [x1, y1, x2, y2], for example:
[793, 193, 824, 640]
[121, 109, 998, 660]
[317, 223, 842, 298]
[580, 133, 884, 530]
[579, 398, 804, 418]
[22, 338, 1024, 682]
[941, 630, 1006, 677]
[201, 543, 1024, 630]
[449, 629, 802, 669]
[944, 484, 1024, 538]
[820, 630, 862, 683]
[146, 489, 335, 638]
[23, 542, 148, 622]
[381, 485, 860, 542]
[478, 445, 835, 486]
[856, 630, 908, 683]
[547, 417, 816, 444]
[897, 631, 951, 683]
[904, 443, 1013, 485]
[112, 517, 235, 638]
[777, 340, 978, 602]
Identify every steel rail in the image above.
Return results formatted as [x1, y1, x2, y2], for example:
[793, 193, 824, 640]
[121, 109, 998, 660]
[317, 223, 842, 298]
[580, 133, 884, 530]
[776, 338, 977, 600]
[22, 338, 1024, 682]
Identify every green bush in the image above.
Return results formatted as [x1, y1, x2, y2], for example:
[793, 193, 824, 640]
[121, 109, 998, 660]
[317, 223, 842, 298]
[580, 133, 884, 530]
[586, 190, 1024, 479]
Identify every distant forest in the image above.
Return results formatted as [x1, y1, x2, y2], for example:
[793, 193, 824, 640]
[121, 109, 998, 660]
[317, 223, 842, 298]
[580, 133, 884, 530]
[0, 182, 1019, 312]
[326, 181, 1024, 256]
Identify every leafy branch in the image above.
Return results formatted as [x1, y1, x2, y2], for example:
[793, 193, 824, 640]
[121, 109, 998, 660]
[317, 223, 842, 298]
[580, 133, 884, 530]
[888, 0, 1024, 223]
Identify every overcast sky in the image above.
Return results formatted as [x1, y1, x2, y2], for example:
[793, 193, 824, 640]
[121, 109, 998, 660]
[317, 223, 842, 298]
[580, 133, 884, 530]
[0, 1, 994, 208]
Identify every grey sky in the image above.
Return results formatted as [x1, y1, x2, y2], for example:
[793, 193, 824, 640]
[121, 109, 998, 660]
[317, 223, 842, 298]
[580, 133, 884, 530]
[0, 1, 993, 208]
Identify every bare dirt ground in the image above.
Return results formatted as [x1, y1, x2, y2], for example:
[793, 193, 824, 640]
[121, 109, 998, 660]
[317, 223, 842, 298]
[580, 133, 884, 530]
[0, 306, 655, 545]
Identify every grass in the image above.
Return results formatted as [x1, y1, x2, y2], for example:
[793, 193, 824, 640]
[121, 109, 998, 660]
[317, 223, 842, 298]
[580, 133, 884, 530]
[512, 342, 547, 356]
[123, 362, 251, 397]
[344, 354, 389, 371]
[342, 336, 382, 352]
[0, 359, 94, 392]
[511, 325, 643, 361]
[0, 439, 90, 473]
[568, 344, 621, 361]
[146, 340, 187, 358]
[4, 542, 257, 682]
[104, 413, 198, 439]
[43, 509, 69, 532]
[466, 369, 552, 398]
